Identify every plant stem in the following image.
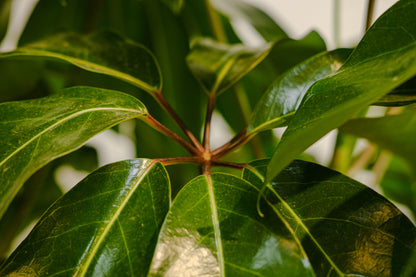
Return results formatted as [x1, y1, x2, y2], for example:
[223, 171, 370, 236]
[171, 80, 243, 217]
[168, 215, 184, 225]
[203, 0, 226, 42]
[212, 160, 248, 169]
[203, 94, 216, 151]
[153, 91, 204, 152]
[142, 114, 198, 155]
[155, 156, 201, 166]
[366, 0, 376, 31]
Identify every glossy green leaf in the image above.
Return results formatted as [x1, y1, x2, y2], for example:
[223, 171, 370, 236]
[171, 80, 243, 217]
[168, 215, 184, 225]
[249, 48, 351, 133]
[161, 0, 184, 14]
[243, 159, 416, 276]
[149, 173, 315, 276]
[341, 104, 416, 168]
[186, 38, 272, 95]
[1, 31, 162, 94]
[216, 0, 287, 42]
[0, 159, 170, 276]
[267, 0, 416, 182]
[0, 86, 147, 219]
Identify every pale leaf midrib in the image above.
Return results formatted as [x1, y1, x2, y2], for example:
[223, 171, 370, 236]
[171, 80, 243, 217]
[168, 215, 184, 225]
[5, 50, 157, 93]
[206, 175, 225, 276]
[75, 161, 154, 276]
[0, 107, 144, 168]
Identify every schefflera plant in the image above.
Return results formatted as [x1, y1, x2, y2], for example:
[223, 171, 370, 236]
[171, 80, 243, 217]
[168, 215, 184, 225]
[0, 0, 415, 276]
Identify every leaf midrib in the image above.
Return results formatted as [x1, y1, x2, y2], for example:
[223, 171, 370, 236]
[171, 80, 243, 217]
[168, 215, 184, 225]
[4, 50, 158, 93]
[0, 107, 144, 169]
[206, 175, 225, 276]
[75, 160, 154, 276]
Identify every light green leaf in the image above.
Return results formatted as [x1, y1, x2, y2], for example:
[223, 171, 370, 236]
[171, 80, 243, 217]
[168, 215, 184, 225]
[267, 0, 416, 183]
[243, 159, 416, 276]
[1, 31, 162, 94]
[341, 104, 416, 168]
[249, 48, 351, 133]
[0, 86, 147, 219]
[149, 173, 315, 276]
[215, 0, 287, 42]
[0, 159, 170, 276]
[161, 0, 184, 14]
[186, 38, 272, 95]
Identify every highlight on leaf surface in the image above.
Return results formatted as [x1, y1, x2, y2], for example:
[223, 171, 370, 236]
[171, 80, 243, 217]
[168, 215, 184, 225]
[186, 37, 272, 95]
[0, 86, 148, 219]
[0, 31, 162, 94]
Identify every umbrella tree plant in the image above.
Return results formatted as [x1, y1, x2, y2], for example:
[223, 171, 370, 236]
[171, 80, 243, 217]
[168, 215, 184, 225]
[0, 0, 415, 275]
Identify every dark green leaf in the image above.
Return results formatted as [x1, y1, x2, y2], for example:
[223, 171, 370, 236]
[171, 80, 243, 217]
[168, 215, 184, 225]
[0, 86, 147, 219]
[243, 159, 416, 276]
[267, 0, 416, 182]
[186, 38, 272, 95]
[374, 76, 416, 106]
[0, 159, 170, 276]
[341, 104, 416, 168]
[0, 0, 12, 41]
[249, 48, 351, 133]
[1, 32, 162, 94]
[149, 173, 315, 276]
[216, 0, 287, 42]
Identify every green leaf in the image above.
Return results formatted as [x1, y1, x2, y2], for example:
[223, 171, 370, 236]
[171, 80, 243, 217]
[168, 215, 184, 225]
[216, 0, 287, 42]
[379, 156, 416, 218]
[161, 0, 184, 14]
[1, 31, 162, 94]
[243, 159, 416, 276]
[0, 0, 11, 41]
[0, 86, 147, 219]
[374, 76, 416, 106]
[267, 0, 416, 183]
[249, 48, 351, 133]
[0, 159, 170, 276]
[149, 173, 315, 276]
[186, 38, 272, 95]
[341, 104, 416, 168]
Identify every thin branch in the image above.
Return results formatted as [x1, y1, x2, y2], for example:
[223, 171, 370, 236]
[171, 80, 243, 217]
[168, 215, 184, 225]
[142, 114, 198, 155]
[154, 156, 201, 166]
[366, 0, 376, 31]
[153, 91, 204, 152]
[203, 94, 216, 151]
[212, 160, 248, 170]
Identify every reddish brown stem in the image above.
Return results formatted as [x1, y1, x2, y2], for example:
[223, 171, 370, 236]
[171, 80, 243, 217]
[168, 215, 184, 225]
[154, 156, 201, 166]
[154, 91, 204, 152]
[212, 160, 248, 170]
[211, 128, 253, 159]
[142, 114, 198, 155]
[203, 94, 216, 151]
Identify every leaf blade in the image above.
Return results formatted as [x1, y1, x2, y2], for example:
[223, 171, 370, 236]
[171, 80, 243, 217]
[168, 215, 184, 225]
[149, 173, 315, 276]
[249, 48, 351, 133]
[267, 0, 416, 182]
[244, 159, 416, 276]
[1, 32, 162, 93]
[0, 86, 147, 219]
[186, 38, 272, 95]
[0, 159, 170, 276]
